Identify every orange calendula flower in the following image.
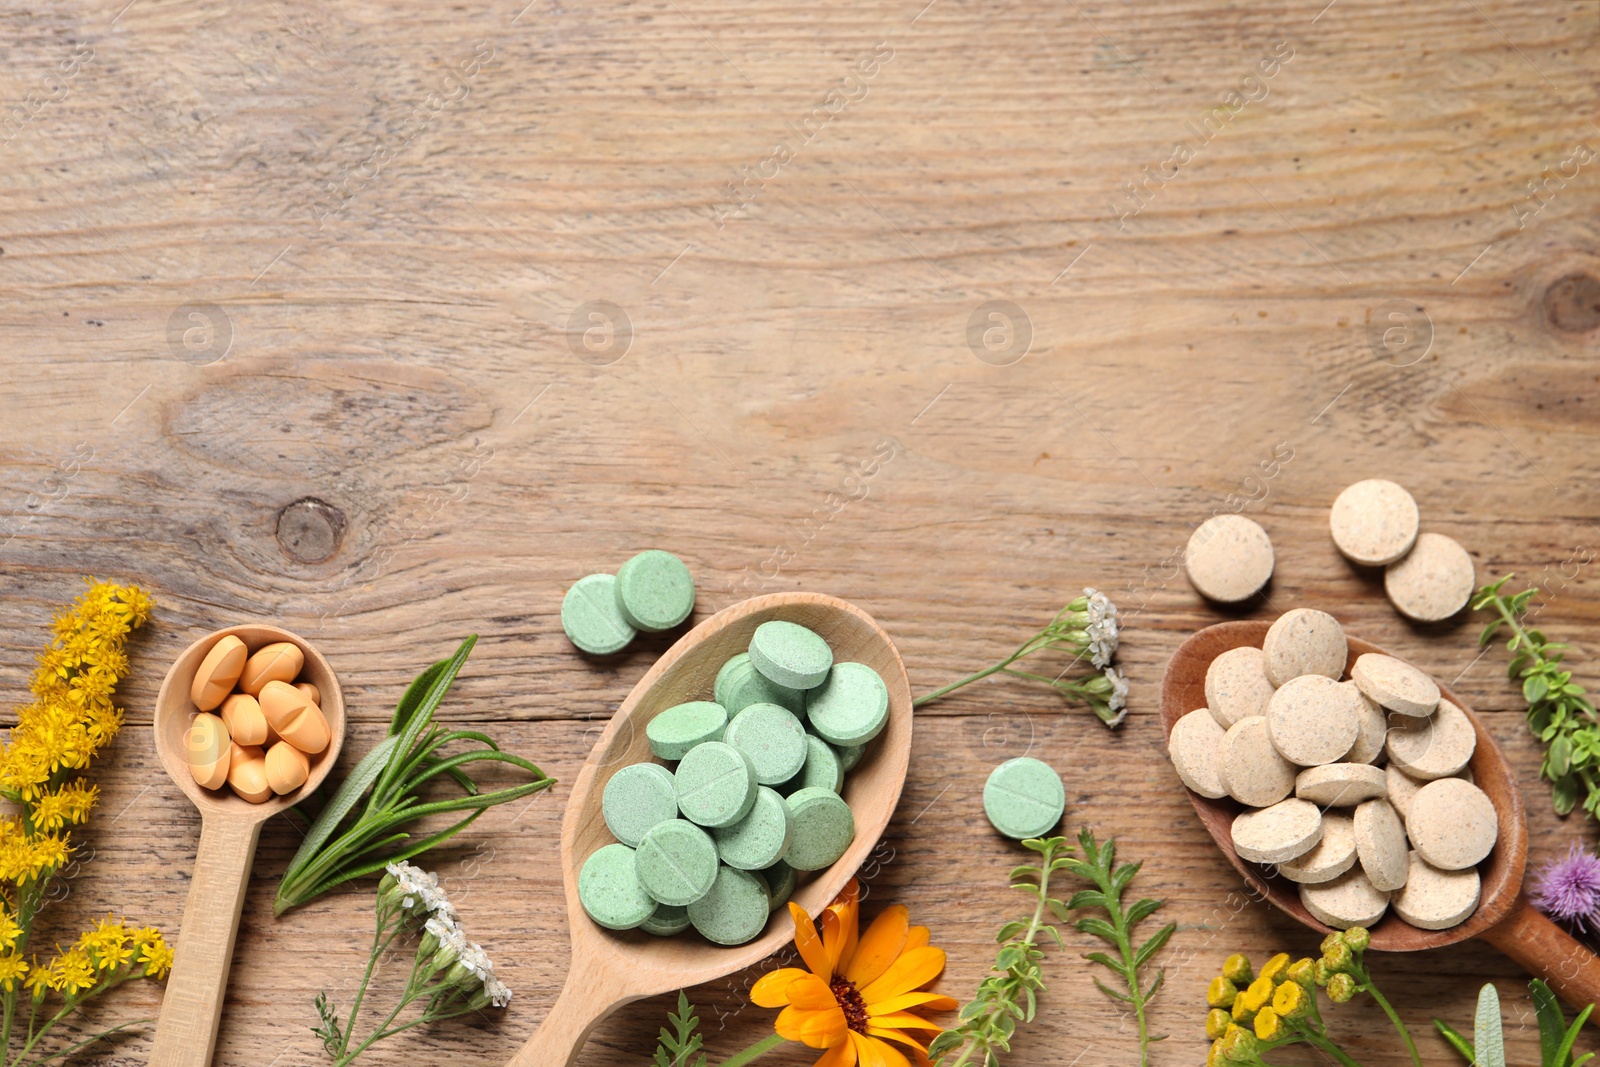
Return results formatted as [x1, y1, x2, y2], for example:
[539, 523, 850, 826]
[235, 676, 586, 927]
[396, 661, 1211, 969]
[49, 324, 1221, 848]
[750, 880, 957, 1067]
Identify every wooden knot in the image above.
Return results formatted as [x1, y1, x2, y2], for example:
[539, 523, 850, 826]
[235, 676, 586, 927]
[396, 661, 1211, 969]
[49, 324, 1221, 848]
[275, 498, 345, 563]
[1542, 272, 1600, 333]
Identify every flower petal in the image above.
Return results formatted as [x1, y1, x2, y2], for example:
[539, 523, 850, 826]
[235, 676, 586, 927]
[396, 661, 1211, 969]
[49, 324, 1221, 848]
[867, 991, 960, 1016]
[903, 926, 930, 951]
[788, 901, 834, 981]
[867, 1025, 931, 1052]
[752, 967, 810, 1008]
[850, 1032, 911, 1067]
[814, 1040, 859, 1067]
[776, 1003, 849, 1049]
[825, 880, 861, 971]
[786, 973, 840, 1012]
[865, 1010, 944, 1033]
[843, 905, 909, 988]
[859, 946, 947, 1004]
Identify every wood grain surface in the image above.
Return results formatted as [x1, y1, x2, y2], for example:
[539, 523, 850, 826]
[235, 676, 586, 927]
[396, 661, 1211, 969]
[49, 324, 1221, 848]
[2, 1, 1600, 1064]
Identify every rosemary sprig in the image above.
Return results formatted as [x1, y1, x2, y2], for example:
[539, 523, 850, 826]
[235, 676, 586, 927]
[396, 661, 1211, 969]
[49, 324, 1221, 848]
[1473, 576, 1600, 818]
[653, 992, 707, 1067]
[929, 836, 1075, 1066]
[1062, 828, 1173, 1067]
[274, 636, 556, 913]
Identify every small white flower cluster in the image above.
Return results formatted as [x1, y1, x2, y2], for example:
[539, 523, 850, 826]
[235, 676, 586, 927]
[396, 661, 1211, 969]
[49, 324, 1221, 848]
[1103, 666, 1130, 727]
[388, 862, 512, 1009]
[1081, 587, 1120, 670]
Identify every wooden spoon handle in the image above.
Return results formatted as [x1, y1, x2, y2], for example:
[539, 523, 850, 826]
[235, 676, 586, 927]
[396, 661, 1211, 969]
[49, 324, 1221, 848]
[1482, 896, 1600, 1021]
[505, 958, 628, 1067]
[149, 817, 263, 1067]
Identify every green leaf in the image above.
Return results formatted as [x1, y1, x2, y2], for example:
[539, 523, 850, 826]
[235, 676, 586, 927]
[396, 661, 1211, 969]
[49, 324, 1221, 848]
[275, 735, 401, 913]
[1474, 983, 1507, 1067]
[1133, 923, 1176, 969]
[1434, 1019, 1476, 1064]
[392, 656, 450, 736]
[1530, 978, 1565, 1066]
[1556, 1003, 1594, 1067]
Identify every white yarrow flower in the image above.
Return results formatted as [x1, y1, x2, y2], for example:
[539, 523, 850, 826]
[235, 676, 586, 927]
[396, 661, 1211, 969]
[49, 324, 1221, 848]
[1102, 667, 1130, 727]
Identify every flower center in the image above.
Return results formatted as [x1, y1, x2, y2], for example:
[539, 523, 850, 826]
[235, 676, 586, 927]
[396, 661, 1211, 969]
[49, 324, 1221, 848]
[830, 975, 869, 1034]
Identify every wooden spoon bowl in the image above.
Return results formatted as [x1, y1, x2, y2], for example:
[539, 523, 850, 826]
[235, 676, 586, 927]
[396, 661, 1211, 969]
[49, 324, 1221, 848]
[1162, 621, 1600, 1013]
[505, 592, 913, 1067]
[149, 624, 346, 1067]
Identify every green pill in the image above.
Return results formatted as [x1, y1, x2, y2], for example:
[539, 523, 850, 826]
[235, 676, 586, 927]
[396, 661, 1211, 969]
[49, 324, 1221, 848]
[615, 550, 696, 632]
[760, 860, 797, 912]
[748, 621, 834, 690]
[646, 701, 729, 761]
[781, 734, 843, 794]
[714, 786, 794, 870]
[602, 762, 679, 847]
[674, 741, 758, 828]
[723, 703, 807, 785]
[836, 741, 866, 773]
[785, 786, 855, 871]
[640, 903, 691, 936]
[578, 843, 657, 930]
[688, 865, 771, 946]
[719, 654, 806, 718]
[983, 757, 1066, 840]
[635, 819, 720, 906]
[805, 662, 889, 746]
[561, 574, 637, 656]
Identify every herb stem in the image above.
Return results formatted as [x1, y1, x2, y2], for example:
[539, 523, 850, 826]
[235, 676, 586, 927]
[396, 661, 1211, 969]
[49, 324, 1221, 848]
[1362, 981, 1421, 1067]
[913, 661, 1012, 707]
[713, 1032, 787, 1067]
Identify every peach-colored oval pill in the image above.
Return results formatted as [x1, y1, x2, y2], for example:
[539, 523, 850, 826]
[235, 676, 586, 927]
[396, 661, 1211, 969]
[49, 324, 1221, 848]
[219, 693, 268, 747]
[258, 680, 332, 754]
[294, 681, 320, 705]
[227, 743, 272, 803]
[265, 741, 310, 794]
[186, 713, 231, 789]
[189, 636, 248, 712]
[239, 642, 305, 696]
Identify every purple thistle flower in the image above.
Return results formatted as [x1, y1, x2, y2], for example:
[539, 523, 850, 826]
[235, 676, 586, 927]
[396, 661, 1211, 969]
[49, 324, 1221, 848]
[1532, 842, 1600, 933]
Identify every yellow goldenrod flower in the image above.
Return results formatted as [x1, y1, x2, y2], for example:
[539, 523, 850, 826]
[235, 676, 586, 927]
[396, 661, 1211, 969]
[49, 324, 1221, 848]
[1272, 978, 1309, 1019]
[1253, 1004, 1283, 1040]
[1222, 953, 1253, 984]
[48, 949, 95, 996]
[1207, 975, 1238, 1007]
[1206, 1007, 1232, 1039]
[21, 957, 49, 1002]
[1258, 953, 1291, 986]
[0, 911, 21, 954]
[0, 954, 27, 992]
[138, 937, 174, 980]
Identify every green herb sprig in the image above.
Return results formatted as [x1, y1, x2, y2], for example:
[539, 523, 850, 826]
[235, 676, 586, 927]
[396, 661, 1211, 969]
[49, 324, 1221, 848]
[1473, 577, 1600, 818]
[1062, 828, 1173, 1067]
[1436, 979, 1593, 1067]
[275, 636, 556, 913]
[929, 836, 1075, 1067]
[653, 992, 707, 1067]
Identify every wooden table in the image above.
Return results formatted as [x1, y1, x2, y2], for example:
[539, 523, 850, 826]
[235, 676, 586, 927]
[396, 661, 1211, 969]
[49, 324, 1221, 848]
[3, 1, 1599, 1063]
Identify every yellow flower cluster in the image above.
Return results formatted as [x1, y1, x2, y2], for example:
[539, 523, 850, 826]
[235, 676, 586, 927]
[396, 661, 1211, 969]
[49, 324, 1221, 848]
[1202, 929, 1373, 1066]
[1, 579, 151, 801]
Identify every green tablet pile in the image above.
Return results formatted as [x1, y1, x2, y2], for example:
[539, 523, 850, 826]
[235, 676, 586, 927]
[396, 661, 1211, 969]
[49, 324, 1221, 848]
[561, 550, 696, 655]
[579, 619, 891, 945]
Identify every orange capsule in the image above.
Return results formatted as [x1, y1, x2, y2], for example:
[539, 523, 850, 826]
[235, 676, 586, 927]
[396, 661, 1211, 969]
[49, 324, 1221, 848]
[239, 642, 305, 696]
[219, 693, 268, 747]
[294, 681, 321, 705]
[259, 681, 331, 755]
[226, 743, 272, 804]
[185, 713, 231, 790]
[190, 636, 247, 712]
[265, 742, 310, 794]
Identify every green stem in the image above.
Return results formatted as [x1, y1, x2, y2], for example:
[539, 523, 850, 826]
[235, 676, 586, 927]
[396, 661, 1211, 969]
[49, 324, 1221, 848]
[913, 661, 1013, 707]
[1302, 1031, 1367, 1067]
[713, 1032, 787, 1067]
[1362, 981, 1421, 1067]
[342, 912, 402, 1056]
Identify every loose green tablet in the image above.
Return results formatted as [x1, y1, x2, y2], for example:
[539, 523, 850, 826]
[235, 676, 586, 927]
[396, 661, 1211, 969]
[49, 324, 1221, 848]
[714, 786, 794, 870]
[561, 574, 637, 655]
[688, 865, 770, 946]
[602, 762, 679, 847]
[635, 819, 720, 906]
[748, 621, 833, 690]
[785, 786, 855, 871]
[615, 550, 696, 632]
[646, 701, 729, 761]
[781, 734, 843, 794]
[719, 654, 806, 718]
[760, 860, 797, 911]
[983, 757, 1066, 840]
[639, 903, 691, 936]
[578, 843, 657, 931]
[805, 662, 889, 747]
[723, 703, 807, 785]
[674, 741, 758, 828]
[836, 741, 866, 773]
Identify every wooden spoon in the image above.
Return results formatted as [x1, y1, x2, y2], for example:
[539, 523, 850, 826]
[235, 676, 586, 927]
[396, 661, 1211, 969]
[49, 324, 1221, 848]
[504, 592, 912, 1067]
[148, 624, 346, 1067]
[1161, 620, 1600, 1014]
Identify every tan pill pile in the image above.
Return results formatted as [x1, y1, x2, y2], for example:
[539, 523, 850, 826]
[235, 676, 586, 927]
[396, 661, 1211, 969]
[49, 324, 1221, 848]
[1168, 606, 1501, 932]
[186, 636, 329, 803]
[1327, 479, 1475, 621]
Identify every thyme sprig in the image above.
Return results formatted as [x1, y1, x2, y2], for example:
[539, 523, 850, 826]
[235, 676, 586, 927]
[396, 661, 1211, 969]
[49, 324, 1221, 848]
[1473, 576, 1600, 818]
[1062, 828, 1173, 1067]
[929, 836, 1075, 1067]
